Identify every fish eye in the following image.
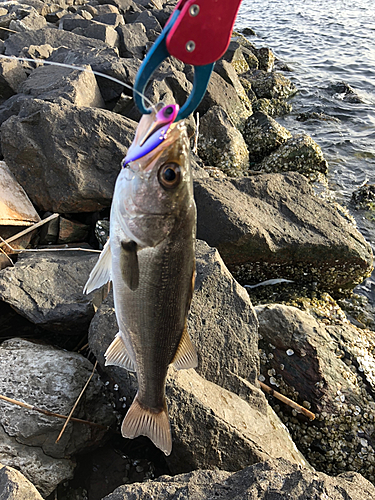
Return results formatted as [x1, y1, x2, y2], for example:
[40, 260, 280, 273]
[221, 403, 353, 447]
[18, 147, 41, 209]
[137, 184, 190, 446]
[158, 163, 181, 190]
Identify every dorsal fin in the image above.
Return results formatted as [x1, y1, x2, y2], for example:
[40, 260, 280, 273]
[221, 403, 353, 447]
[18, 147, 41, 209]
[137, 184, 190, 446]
[83, 239, 111, 294]
[105, 332, 137, 372]
[172, 323, 198, 370]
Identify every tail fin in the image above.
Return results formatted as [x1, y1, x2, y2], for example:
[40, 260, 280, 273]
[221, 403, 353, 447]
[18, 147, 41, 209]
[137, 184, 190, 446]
[121, 393, 172, 456]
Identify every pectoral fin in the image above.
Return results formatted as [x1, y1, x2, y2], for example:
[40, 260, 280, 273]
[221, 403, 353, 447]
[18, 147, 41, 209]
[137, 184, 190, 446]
[83, 239, 112, 294]
[105, 332, 137, 372]
[120, 240, 139, 291]
[172, 323, 198, 370]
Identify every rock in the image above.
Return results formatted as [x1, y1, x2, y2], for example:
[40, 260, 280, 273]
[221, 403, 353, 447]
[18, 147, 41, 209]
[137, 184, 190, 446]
[9, 9, 47, 32]
[330, 81, 363, 103]
[252, 97, 292, 116]
[4, 27, 112, 57]
[0, 250, 101, 333]
[135, 0, 163, 9]
[47, 46, 139, 103]
[116, 22, 148, 59]
[135, 9, 162, 37]
[213, 59, 253, 115]
[58, 217, 90, 244]
[0, 463, 43, 500]
[198, 106, 249, 176]
[256, 303, 375, 481]
[194, 172, 373, 296]
[75, 22, 121, 49]
[92, 12, 124, 27]
[1, 99, 137, 212]
[103, 457, 375, 500]
[194, 71, 252, 131]
[254, 47, 275, 72]
[0, 338, 116, 496]
[351, 184, 375, 211]
[243, 111, 292, 165]
[258, 133, 328, 180]
[58, 13, 91, 31]
[0, 59, 27, 101]
[20, 64, 105, 107]
[222, 41, 250, 74]
[243, 69, 297, 99]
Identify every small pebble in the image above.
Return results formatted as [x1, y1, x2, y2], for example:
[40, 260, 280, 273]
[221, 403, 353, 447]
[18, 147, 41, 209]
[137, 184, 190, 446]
[286, 349, 294, 356]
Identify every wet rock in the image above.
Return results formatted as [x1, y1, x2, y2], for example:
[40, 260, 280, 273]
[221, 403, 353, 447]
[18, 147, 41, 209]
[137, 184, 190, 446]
[20, 64, 105, 107]
[351, 184, 375, 211]
[243, 111, 292, 164]
[252, 97, 292, 117]
[0, 250, 101, 333]
[0, 338, 116, 496]
[222, 41, 250, 74]
[256, 303, 375, 482]
[116, 22, 148, 59]
[0, 59, 27, 101]
[198, 106, 249, 176]
[296, 111, 340, 122]
[243, 69, 297, 99]
[258, 133, 328, 181]
[254, 47, 275, 72]
[1, 99, 137, 212]
[104, 457, 375, 500]
[330, 81, 363, 103]
[194, 172, 373, 296]
[194, 71, 252, 131]
[0, 463, 43, 500]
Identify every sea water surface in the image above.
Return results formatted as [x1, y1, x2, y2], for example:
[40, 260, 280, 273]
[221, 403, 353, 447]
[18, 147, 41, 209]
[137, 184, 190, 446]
[236, 0, 375, 218]
[235, 0, 375, 299]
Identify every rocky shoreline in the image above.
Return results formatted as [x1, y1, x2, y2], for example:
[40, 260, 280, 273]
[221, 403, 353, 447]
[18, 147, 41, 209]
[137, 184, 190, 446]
[0, 0, 374, 499]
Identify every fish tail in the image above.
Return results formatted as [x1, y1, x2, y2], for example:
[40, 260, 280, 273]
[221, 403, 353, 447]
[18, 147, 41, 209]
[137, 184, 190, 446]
[121, 393, 172, 456]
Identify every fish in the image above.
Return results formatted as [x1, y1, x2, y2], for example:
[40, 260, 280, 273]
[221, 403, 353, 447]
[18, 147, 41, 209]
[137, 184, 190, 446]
[84, 102, 197, 455]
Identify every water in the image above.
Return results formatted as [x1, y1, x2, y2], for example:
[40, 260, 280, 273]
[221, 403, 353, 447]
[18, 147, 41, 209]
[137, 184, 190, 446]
[235, 0, 375, 306]
[235, 0, 375, 210]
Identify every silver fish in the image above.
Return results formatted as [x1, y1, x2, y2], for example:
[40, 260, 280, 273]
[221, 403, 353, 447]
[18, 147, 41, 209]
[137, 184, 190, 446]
[84, 103, 197, 455]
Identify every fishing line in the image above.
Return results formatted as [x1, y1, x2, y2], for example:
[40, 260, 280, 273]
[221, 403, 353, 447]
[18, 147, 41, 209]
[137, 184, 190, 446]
[0, 54, 156, 110]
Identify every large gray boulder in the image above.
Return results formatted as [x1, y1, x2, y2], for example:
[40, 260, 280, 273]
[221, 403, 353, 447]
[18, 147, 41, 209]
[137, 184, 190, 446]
[0, 250, 102, 334]
[103, 457, 375, 500]
[243, 70, 297, 99]
[0, 338, 116, 496]
[1, 98, 137, 212]
[0, 463, 43, 500]
[20, 64, 105, 107]
[198, 106, 249, 176]
[194, 172, 373, 296]
[256, 304, 375, 482]
[88, 241, 308, 472]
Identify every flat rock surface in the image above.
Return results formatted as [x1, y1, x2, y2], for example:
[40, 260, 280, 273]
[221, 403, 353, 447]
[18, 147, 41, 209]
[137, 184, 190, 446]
[194, 172, 373, 295]
[0, 250, 100, 333]
[0, 338, 116, 496]
[103, 457, 375, 500]
[0, 463, 43, 500]
[1, 99, 137, 212]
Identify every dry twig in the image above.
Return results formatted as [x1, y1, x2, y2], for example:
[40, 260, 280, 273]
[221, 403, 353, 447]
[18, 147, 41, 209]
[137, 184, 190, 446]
[55, 360, 98, 443]
[0, 391, 107, 430]
[259, 380, 316, 420]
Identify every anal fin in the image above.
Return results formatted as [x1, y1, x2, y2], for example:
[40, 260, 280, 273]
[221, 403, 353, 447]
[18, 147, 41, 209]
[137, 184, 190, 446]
[172, 323, 198, 370]
[83, 239, 112, 294]
[105, 332, 136, 372]
[121, 393, 172, 456]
